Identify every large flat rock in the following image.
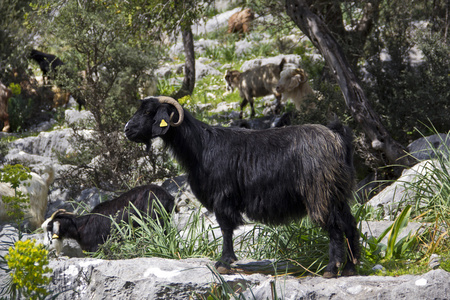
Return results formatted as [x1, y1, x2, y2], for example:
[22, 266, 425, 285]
[45, 257, 450, 299]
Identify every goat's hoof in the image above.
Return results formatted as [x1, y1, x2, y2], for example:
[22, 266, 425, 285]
[322, 271, 338, 279]
[341, 268, 357, 277]
[216, 265, 234, 275]
[341, 261, 358, 277]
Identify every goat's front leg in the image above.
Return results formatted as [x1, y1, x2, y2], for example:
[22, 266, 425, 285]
[249, 98, 255, 118]
[239, 98, 249, 119]
[274, 94, 282, 114]
[214, 212, 238, 274]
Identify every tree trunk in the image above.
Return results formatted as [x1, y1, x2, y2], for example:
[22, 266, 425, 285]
[285, 0, 414, 168]
[172, 28, 195, 100]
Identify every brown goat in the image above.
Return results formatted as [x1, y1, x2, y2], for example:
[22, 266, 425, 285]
[224, 59, 285, 118]
[51, 86, 71, 108]
[227, 8, 254, 34]
[0, 81, 12, 132]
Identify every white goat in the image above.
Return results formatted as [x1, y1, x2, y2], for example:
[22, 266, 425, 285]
[276, 68, 315, 111]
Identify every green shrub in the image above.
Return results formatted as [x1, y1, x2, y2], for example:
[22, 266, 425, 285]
[4, 239, 52, 300]
[0, 164, 32, 223]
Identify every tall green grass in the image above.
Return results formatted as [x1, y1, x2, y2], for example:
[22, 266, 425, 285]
[402, 130, 450, 261]
[95, 200, 221, 260]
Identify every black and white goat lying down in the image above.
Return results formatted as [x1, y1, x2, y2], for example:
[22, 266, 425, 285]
[42, 184, 176, 254]
[124, 96, 360, 278]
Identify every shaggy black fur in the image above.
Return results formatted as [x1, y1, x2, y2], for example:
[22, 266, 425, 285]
[124, 97, 360, 277]
[29, 49, 65, 78]
[44, 184, 176, 252]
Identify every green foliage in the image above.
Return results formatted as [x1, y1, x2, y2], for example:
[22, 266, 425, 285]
[4, 239, 52, 300]
[0, 0, 33, 79]
[441, 254, 450, 273]
[237, 220, 328, 276]
[7, 94, 36, 133]
[362, 1, 450, 144]
[362, 205, 418, 265]
[157, 78, 180, 96]
[110, 0, 214, 33]
[404, 130, 450, 227]
[356, 133, 450, 274]
[8, 83, 21, 95]
[0, 164, 32, 222]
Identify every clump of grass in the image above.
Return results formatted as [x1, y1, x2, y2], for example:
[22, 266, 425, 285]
[95, 200, 222, 260]
[236, 219, 329, 276]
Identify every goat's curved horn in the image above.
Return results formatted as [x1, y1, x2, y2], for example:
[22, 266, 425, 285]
[50, 209, 67, 220]
[295, 68, 308, 84]
[157, 96, 184, 127]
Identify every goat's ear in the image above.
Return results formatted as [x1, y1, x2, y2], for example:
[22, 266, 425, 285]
[152, 106, 171, 136]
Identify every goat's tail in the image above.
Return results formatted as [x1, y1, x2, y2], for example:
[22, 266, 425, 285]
[327, 119, 355, 177]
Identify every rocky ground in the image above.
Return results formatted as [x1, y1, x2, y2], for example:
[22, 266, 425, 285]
[1, 221, 449, 300]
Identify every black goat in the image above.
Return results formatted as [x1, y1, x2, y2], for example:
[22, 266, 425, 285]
[29, 49, 65, 82]
[29, 49, 86, 110]
[124, 96, 360, 278]
[42, 184, 176, 253]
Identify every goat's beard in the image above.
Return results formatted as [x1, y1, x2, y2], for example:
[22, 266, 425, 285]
[53, 238, 63, 256]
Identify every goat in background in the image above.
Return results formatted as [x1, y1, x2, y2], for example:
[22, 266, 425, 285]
[0, 81, 12, 132]
[224, 58, 286, 118]
[276, 67, 315, 112]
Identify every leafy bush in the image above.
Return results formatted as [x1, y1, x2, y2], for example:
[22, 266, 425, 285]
[0, 164, 32, 223]
[4, 75, 55, 133]
[4, 239, 52, 300]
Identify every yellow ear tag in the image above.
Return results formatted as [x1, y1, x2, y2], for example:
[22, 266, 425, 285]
[160, 119, 168, 127]
[52, 234, 59, 239]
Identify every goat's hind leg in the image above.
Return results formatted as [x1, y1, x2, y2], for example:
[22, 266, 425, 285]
[323, 202, 360, 278]
[274, 94, 282, 114]
[249, 98, 255, 118]
[323, 221, 346, 278]
[340, 203, 360, 277]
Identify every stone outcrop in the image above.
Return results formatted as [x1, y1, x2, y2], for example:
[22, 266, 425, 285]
[43, 257, 450, 299]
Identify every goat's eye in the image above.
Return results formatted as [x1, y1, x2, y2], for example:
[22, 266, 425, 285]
[145, 111, 151, 115]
